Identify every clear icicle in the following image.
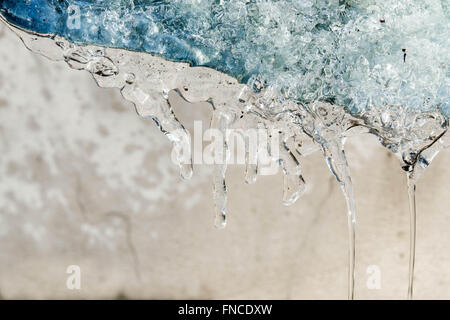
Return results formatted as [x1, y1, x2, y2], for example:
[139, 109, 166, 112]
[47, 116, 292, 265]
[279, 141, 306, 206]
[244, 133, 258, 184]
[406, 172, 417, 300]
[211, 110, 230, 229]
[245, 162, 258, 185]
[322, 139, 356, 300]
[121, 86, 193, 180]
[53, 39, 196, 180]
[401, 129, 449, 299]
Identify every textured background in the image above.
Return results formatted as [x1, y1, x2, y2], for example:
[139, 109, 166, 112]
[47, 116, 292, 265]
[0, 22, 449, 299]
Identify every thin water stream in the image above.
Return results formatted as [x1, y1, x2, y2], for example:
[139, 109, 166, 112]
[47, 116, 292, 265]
[322, 140, 356, 299]
[407, 174, 417, 300]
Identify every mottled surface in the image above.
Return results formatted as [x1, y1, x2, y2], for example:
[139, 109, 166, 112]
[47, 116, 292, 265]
[0, 23, 449, 299]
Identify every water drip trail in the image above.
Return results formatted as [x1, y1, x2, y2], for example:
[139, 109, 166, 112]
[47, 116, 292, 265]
[323, 140, 356, 300]
[340, 163, 356, 300]
[343, 175, 356, 300]
[407, 173, 417, 300]
[401, 128, 449, 299]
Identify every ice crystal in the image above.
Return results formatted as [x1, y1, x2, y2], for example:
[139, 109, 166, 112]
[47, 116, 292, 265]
[1, 0, 448, 117]
[1, 0, 449, 299]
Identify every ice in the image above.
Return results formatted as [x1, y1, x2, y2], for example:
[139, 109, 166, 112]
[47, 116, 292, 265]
[0, 0, 449, 299]
[1, 1, 448, 117]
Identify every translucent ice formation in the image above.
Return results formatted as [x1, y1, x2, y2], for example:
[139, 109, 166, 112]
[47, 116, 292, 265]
[1, 1, 448, 117]
[0, 0, 449, 300]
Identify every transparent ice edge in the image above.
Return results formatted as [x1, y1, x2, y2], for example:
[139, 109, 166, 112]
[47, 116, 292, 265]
[1, 16, 449, 300]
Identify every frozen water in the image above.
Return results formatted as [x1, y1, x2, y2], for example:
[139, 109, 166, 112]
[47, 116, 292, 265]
[1, 1, 448, 117]
[0, 0, 449, 300]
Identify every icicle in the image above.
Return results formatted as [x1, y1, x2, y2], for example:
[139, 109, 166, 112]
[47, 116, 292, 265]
[322, 139, 356, 300]
[401, 128, 449, 299]
[121, 86, 193, 180]
[244, 134, 258, 184]
[245, 161, 258, 185]
[279, 141, 306, 206]
[406, 171, 417, 300]
[210, 110, 231, 229]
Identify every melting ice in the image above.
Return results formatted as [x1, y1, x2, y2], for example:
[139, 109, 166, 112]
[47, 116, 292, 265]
[0, 0, 449, 300]
[1, 0, 449, 116]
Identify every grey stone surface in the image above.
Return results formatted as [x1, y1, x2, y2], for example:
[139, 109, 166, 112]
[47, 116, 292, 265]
[0, 23, 449, 299]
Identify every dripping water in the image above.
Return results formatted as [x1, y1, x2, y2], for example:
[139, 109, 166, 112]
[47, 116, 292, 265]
[343, 173, 356, 300]
[406, 173, 417, 299]
[402, 128, 449, 299]
[323, 140, 356, 300]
